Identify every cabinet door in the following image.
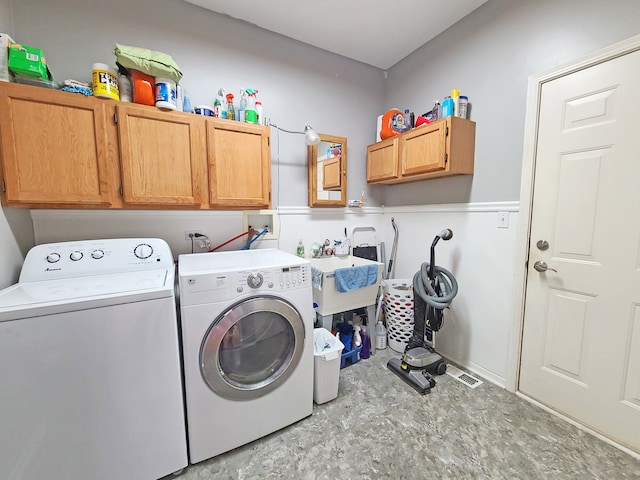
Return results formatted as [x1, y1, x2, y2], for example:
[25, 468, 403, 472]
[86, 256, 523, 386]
[0, 83, 116, 207]
[117, 104, 207, 207]
[322, 156, 341, 190]
[207, 119, 271, 209]
[401, 121, 447, 177]
[366, 137, 399, 183]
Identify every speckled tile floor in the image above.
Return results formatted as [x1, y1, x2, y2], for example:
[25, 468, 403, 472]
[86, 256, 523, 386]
[170, 348, 640, 480]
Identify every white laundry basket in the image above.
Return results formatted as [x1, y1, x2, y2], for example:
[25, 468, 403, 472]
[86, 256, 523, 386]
[382, 279, 414, 353]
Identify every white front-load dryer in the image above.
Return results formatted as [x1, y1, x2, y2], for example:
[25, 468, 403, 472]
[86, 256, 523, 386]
[178, 248, 313, 463]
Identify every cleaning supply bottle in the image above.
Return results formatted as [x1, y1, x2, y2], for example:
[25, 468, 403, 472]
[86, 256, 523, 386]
[403, 109, 412, 131]
[226, 93, 235, 120]
[451, 89, 460, 117]
[182, 93, 193, 113]
[375, 321, 387, 350]
[457, 95, 468, 119]
[238, 89, 247, 122]
[213, 88, 226, 118]
[441, 96, 454, 118]
[296, 239, 305, 257]
[353, 325, 362, 348]
[380, 109, 405, 139]
[244, 89, 258, 124]
[360, 331, 371, 359]
[255, 101, 263, 125]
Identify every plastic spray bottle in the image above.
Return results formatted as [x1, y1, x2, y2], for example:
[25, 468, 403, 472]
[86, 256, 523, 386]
[213, 88, 226, 118]
[255, 101, 263, 126]
[244, 88, 258, 124]
[226, 93, 235, 120]
[375, 321, 387, 350]
[238, 89, 247, 122]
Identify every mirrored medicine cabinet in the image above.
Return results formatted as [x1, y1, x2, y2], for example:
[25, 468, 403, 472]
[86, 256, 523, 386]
[308, 133, 347, 207]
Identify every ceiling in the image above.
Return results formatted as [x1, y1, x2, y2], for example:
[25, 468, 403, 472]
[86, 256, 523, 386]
[184, 0, 488, 70]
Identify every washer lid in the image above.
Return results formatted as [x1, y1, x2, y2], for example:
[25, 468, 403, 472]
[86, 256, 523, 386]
[0, 269, 172, 322]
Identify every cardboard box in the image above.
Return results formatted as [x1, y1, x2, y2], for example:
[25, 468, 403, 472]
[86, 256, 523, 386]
[8, 43, 48, 80]
[0, 33, 15, 82]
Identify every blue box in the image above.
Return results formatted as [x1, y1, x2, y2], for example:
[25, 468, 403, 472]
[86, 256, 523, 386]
[340, 345, 362, 369]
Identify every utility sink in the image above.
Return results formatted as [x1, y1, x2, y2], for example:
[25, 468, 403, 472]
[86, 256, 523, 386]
[309, 255, 383, 316]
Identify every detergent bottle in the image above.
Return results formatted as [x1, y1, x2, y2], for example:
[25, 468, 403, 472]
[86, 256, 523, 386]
[375, 321, 387, 350]
[238, 89, 247, 122]
[244, 88, 258, 124]
[226, 93, 235, 120]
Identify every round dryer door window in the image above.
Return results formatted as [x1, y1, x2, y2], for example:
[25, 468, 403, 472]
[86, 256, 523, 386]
[200, 296, 306, 400]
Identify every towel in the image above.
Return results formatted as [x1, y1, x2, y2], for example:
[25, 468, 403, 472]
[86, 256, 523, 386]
[311, 266, 323, 290]
[114, 43, 183, 83]
[334, 264, 378, 293]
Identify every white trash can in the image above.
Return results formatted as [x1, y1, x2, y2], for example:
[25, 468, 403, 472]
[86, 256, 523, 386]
[313, 328, 344, 404]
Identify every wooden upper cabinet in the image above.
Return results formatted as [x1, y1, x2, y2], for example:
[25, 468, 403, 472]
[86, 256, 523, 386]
[0, 82, 117, 207]
[207, 119, 271, 209]
[116, 104, 208, 208]
[0, 83, 272, 210]
[367, 116, 476, 185]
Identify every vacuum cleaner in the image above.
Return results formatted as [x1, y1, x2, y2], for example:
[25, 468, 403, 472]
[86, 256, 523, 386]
[387, 228, 458, 394]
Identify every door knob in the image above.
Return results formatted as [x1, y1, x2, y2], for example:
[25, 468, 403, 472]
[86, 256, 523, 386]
[533, 261, 557, 273]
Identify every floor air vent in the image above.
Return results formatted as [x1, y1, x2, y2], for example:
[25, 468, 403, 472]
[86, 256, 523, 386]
[445, 365, 483, 389]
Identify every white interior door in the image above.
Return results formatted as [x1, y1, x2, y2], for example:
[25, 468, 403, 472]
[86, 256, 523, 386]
[519, 48, 640, 453]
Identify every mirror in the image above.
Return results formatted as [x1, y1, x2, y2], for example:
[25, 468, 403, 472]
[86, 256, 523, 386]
[308, 133, 347, 207]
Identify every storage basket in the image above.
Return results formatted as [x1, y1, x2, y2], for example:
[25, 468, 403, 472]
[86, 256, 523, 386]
[382, 278, 414, 352]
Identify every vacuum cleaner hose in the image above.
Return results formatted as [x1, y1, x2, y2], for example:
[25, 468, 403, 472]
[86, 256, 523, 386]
[413, 262, 458, 308]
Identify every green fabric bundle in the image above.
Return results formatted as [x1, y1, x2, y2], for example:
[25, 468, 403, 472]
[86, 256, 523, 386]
[114, 43, 182, 83]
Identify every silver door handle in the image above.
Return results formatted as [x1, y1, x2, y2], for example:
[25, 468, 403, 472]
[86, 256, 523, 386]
[533, 261, 557, 273]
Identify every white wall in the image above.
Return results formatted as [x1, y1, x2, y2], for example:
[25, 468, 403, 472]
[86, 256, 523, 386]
[382, 0, 640, 207]
[381, 204, 519, 386]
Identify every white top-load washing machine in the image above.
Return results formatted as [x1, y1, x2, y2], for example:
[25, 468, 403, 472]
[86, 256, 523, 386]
[178, 248, 314, 463]
[0, 238, 187, 480]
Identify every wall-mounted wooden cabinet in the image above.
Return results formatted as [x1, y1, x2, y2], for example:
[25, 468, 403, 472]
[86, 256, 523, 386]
[207, 118, 271, 209]
[366, 116, 475, 185]
[0, 82, 118, 207]
[116, 104, 208, 208]
[0, 82, 271, 210]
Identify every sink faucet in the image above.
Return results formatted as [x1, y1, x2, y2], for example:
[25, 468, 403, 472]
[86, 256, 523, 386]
[312, 239, 334, 257]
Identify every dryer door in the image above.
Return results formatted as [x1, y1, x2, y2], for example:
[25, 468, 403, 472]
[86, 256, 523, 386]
[200, 296, 306, 400]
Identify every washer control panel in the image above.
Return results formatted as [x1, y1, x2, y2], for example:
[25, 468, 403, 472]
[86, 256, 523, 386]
[20, 238, 174, 282]
[237, 265, 309, 293]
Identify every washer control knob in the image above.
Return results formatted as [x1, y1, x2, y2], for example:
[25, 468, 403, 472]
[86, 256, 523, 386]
[134, 244, 153, 259]
[70, 251, 83, 261]
[247, 272, 264, 288]
[46, 252, 61, 263]
[91, 249, 105, 259]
